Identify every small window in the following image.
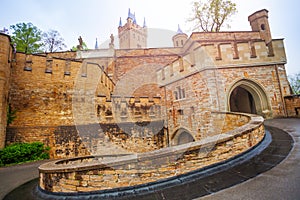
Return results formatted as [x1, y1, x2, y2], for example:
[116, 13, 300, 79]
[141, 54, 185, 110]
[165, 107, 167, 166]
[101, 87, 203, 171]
[181, 40, 184, 45]
[174, 91, 178, 100]
[261, 24, 266, 31]
[178, 109, 184, 115]
[162, 68, 165, 80]
[182, 88, 185, 99]
[176, 41, 179, 47]
[175, 86, 186, 100]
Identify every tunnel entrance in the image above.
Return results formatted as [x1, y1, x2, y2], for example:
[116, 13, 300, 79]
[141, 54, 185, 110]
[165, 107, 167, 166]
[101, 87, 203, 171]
[230, 86, 257, 114]
[228, 79, 270, 117]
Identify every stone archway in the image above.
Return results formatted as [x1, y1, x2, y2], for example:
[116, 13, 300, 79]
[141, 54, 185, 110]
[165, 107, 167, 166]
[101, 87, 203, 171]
[171, 128, 195, 146]
[230, 87, 257, 114]
[228, 79, 270, 116]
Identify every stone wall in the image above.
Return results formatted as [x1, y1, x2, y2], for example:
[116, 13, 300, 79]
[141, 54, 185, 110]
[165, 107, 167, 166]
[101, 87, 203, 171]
[7, 120, 165, 158]
[285, 95, 300, 117]
[0, 33, 12, 148]
[38, 112, 264, 193]
[113, 48, 179, 97]
[157, 39, 291, 120]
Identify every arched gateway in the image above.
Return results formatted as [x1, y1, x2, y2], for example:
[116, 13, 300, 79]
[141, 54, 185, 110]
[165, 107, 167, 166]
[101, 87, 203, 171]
[228, 79, 270, 116]
[171, 128, 195, 146]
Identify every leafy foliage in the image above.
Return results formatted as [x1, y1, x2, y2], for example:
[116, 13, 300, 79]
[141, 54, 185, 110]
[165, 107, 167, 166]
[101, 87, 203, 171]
[71, 42, 88, 51]
[10, 22, 43, 54]
[7, 105, 17, 126]
[0, 142, 50, 166]
[43, 29, 67, 52]
[288, 73, 300, 94]
[188, 0, 237, 32]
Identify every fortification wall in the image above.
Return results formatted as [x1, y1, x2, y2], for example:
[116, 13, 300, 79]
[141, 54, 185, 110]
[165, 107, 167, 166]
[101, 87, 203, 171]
[38, 113, 264, 193]
[114, 48, 179, 97]
[7, 120, 165, 158]
[0, 33, 12, 148]
[285, 95, 300, 117]
[6, 51, 116, 157]
[158, 39, 290, 119]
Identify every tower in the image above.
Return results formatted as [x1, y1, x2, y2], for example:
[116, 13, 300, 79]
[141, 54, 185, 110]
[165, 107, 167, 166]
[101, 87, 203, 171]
[172, 25, 188, 47]
[118, 8, 147, 49]
[248, 9, 272, 44]
[0, 33, 12, 149]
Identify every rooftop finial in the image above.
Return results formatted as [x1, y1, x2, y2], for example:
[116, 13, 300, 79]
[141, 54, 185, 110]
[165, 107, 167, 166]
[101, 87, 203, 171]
[128, 8, 131, 18]
[177, 24, 183, 34]
[127, 8, 135, 21]
[119, 17, 122, 27]
[143, 17, 147, 27]
[95, 38, 98, 49]
[133, 12, 137, 24]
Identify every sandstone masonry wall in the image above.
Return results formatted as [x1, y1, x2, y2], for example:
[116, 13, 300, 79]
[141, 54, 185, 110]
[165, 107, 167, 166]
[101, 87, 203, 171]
[38, 113, 264, 193]
[285, 95, 300, 117]
[0, 33, 12, 148]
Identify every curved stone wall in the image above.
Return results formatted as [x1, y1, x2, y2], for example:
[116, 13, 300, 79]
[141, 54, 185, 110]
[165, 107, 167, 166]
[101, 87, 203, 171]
[39, 112, 264, 193]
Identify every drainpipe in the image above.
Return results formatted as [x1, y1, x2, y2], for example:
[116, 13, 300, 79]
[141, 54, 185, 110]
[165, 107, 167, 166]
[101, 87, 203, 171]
[213, 68, 221, 111]
[164, 86, 170, 147]
[275, 64, 287, 117]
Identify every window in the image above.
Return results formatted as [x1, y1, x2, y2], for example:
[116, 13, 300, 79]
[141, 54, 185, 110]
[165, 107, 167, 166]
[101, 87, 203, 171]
[178, 109, 184, 115]
[175, 86, 186, 100]
[181, 40, 184, 45]
[176, 41, 179, 47]
[179, 57, 184, 72]
[174, 91, 178, 100]
[261, 24, 265, 30]
[161, 68, 165, 80]
[170, 63, 174, 76]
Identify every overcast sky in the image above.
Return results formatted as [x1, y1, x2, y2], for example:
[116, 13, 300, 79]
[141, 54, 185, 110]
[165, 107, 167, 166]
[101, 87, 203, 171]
[1, 0, 299, 75]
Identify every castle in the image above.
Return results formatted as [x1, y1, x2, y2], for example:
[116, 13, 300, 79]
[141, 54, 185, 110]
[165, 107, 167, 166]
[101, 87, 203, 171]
[0, 9, 299, 158]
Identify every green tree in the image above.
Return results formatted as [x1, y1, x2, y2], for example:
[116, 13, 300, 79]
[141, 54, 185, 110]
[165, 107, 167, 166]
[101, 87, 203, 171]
[43, 29, 67, 52]
[289, 73, 300, 94]
[10, 22, 43, 54]
[188, 0, 237, 32]
[71, 42, 88, 51]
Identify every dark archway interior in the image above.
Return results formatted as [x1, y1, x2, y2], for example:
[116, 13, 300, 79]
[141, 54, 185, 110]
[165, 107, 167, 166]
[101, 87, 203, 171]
[230, 86, 257, 114]
[177, 131, 195, 145]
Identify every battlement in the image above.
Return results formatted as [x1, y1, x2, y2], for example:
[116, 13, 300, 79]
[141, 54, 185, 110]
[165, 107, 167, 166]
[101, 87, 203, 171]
[116, 47, 180, 57]
[190, 31, 261, 43]
[95, 95, 163, 123]
[157, 39, 286, 86]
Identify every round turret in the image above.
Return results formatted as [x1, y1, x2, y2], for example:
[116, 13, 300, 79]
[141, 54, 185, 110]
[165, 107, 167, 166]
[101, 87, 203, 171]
[172, 25, 188, 47]
[248, 9, 272, 43]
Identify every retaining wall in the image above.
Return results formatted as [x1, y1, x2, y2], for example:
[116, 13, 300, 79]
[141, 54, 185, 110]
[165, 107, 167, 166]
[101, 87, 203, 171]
[39, 112, 264, 193]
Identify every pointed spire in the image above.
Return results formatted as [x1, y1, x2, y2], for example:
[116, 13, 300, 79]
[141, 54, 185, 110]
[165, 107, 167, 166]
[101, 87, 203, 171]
[119, 17, 122, 27]
[143, 17, 147, 27]
[127, 8, 135, 20]
[95, 38, 98, 49]
[133, 12, 137, 24]
[177, 24, 183, 34]
[128, 8, 131, 18]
